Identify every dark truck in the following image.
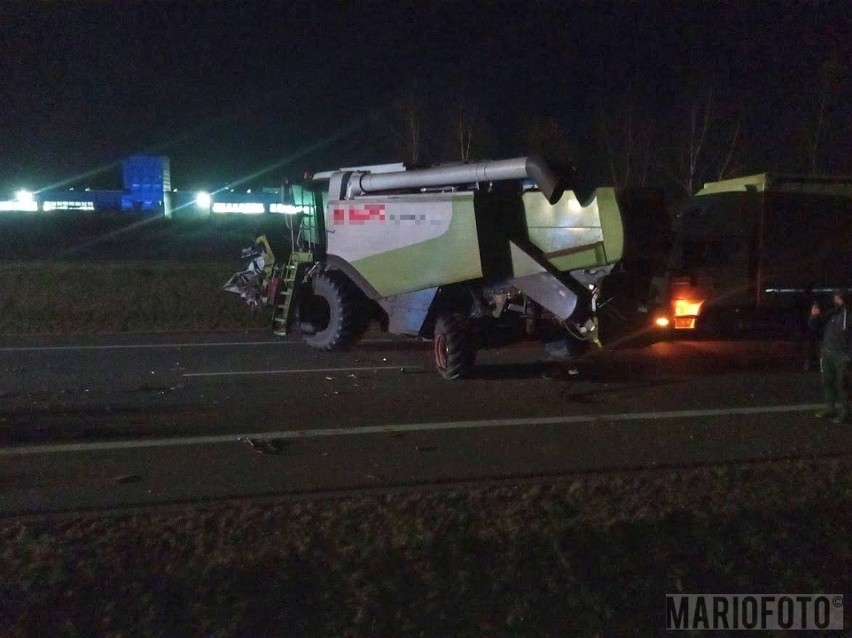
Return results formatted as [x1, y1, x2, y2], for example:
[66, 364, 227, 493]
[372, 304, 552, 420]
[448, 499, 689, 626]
[647, 173, 852, 337]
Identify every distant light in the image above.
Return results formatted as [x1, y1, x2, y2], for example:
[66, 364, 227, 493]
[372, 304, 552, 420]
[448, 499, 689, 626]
[0, 195, 38, 212]
[212, 202, 265, 214]
[15, 190, 34, 203]
[247, 189, 251, 194]
[195, 191, 212, 208]
[43, 201, 95, 212]
[654, 316, 671, 328]
[270, 203, 307, 214]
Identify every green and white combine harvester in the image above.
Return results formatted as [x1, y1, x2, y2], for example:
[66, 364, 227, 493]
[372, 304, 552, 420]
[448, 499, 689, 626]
[224, 156, 624, 378]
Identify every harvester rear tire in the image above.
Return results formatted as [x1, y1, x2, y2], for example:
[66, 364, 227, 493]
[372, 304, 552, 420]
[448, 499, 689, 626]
[299, 271, 366, 351]
[433, 314, 476, 379]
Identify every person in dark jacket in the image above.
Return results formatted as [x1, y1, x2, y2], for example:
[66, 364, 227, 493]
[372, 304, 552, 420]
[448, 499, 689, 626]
[809, 290, 850, 423]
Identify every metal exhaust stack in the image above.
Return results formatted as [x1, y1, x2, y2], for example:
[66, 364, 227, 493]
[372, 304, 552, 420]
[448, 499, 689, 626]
[353, 155, 563, 204]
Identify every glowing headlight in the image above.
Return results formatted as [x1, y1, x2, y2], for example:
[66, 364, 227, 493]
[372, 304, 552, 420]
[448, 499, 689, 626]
[673, 299, 704, 317]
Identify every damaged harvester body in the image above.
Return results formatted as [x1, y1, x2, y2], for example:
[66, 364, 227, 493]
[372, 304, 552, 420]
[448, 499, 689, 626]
[225, 156, 624, 378]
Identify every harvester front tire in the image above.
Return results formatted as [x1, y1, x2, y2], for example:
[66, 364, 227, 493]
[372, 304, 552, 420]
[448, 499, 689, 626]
[299, 271, 366, 351]
[433, 314, 475, 379]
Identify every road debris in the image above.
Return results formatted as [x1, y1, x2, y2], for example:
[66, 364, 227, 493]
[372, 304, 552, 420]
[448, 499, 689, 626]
[238, 437, 289, 455]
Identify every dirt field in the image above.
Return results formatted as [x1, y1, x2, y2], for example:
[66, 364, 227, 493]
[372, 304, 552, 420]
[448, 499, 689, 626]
[1, 458, 849, 636]
[0, 262, 271, 334]
[0, 211, 292, 262]
[0, 211, 301, 335]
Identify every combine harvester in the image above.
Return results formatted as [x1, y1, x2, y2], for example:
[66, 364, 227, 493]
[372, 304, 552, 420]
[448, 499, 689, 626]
[225, 156, 624, 378]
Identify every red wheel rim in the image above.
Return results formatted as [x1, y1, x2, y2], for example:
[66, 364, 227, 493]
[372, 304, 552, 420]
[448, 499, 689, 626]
[434, 334, 448, 370]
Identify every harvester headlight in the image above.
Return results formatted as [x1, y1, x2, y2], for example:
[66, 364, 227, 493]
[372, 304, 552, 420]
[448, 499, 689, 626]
[654, 316, 671, 328]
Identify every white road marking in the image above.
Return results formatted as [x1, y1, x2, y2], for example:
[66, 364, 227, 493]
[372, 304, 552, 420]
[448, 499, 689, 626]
[183, 365, 419, 378]
[0, 338, 397, 353]
[0, 403, 823, 456]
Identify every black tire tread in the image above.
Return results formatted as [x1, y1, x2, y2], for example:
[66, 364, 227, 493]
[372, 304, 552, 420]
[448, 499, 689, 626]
[301, 270, 366, 351]
[434, 313, 475, 379]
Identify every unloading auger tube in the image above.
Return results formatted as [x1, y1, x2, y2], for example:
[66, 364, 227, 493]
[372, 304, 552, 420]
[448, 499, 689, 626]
[349, 155, 563, 204]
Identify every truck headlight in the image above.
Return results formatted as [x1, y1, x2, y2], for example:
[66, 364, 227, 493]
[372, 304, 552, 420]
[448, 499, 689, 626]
[673, 299, 704, 317]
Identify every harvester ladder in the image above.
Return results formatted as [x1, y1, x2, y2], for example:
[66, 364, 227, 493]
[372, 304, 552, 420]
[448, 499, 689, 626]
[272, 251, 314, 336]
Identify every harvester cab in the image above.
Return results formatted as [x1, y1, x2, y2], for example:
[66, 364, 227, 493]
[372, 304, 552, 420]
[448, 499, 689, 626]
[226, 155, 624, 378]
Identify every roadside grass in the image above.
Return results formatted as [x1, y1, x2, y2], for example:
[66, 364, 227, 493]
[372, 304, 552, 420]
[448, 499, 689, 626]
[0, 262, 269, 334]
[0, 211, 292, 262]
[1, 459, 849, 636]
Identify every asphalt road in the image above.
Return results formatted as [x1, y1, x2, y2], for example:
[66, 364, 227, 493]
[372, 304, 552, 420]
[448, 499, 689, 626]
[0, 331, 848, 515]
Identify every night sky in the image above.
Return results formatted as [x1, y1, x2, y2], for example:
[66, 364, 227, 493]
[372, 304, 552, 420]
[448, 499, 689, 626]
[0, 1, 849, 195]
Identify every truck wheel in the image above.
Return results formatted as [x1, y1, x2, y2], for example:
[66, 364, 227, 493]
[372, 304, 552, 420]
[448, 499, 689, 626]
[433, 314, 475, 379]
[299, 271, 366, 351]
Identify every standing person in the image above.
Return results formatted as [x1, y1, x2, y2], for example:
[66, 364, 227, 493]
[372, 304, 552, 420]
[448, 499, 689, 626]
[800, 284, 820, 371]
[809, 290, 850, 423]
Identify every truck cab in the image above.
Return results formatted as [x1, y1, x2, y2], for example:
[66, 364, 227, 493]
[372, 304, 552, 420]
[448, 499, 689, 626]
[650, 174, 852, 337]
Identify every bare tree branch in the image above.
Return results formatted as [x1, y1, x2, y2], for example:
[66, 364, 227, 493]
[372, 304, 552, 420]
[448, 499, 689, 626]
[717, 114, 742, 180]
[810, 52, 842, 174]
[391, 90, 423, 165]
[598, 108, 619, 187]
[597, 102, 654, 190]
[670, 88, 746, 196]
[451, 105, 475, 162]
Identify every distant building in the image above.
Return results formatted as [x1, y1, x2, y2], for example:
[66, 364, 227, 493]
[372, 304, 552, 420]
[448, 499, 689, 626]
[121, 154, 171, 215]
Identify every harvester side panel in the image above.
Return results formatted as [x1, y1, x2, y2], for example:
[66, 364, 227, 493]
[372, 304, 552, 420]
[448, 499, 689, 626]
[522, 187, 624, 272]
[326, 192, 482, 298]
[381, 288, 439, 336]
[508, 240, 579, 319]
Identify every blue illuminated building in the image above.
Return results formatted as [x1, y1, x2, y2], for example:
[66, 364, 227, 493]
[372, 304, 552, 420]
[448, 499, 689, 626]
[121, 154, 171, 214]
